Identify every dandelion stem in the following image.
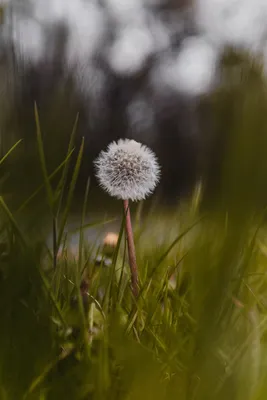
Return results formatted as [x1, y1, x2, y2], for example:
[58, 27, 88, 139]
[123, 199, 139, 297]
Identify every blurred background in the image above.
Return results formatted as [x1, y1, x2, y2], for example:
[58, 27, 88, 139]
[1, 0, 267, 210]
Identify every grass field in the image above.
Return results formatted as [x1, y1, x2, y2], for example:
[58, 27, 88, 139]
[1, 173, 267, 400]
[1, 51, 267, 399]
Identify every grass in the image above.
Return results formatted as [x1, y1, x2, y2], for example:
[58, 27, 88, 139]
[1, 178, 267, 400]
[1, 49, 267, 399]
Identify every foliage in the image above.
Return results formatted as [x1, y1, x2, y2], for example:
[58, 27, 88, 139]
[1, 50, 267, 399]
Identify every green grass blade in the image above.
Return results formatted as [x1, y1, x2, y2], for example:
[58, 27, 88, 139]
[55, 113, 79, 212]
[34, 103, 54, 210]
[0, 196, 27, 246]
[57, 137, 85, 248]
[78, 177, 90, 272]
[155, 215, 205, 269]
[16, 150, 74, 214]
[69, 217, 117, 234]
[0, 139, 22, 166]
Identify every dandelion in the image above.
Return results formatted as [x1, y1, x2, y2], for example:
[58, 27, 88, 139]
[103, 232, 119, 248]
[94, 139, 160, 297]
[103, 232, 119, 256]
[94, 139, 160, 201]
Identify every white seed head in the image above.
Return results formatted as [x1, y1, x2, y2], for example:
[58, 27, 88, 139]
[94, 139, 160, 201]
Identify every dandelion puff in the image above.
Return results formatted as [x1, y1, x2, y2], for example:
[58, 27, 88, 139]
[94, 139, 160, 202]
[94, 139, 161, 298]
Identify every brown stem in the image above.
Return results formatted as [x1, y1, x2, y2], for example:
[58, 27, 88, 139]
[123, 199, 139, 297]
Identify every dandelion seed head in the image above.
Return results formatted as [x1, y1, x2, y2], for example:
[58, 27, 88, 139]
[94, 139, 160, 201]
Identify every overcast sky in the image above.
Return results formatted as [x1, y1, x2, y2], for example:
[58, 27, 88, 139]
[2, 0, 267, 97]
